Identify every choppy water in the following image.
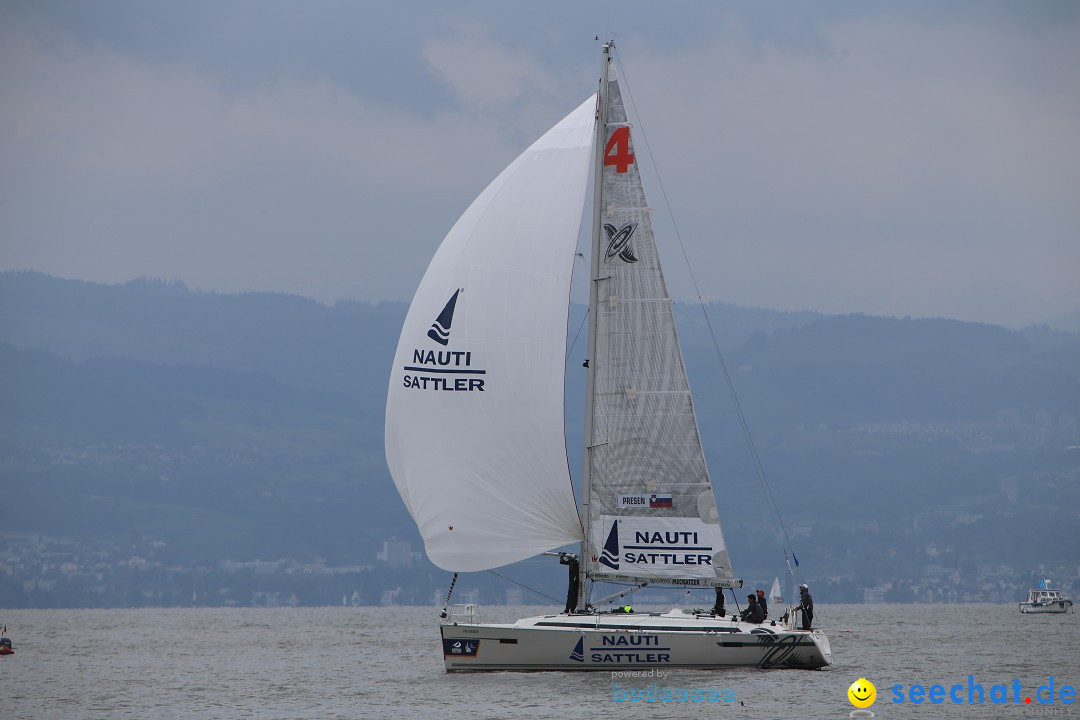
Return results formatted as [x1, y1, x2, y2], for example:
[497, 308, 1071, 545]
[2, 604, 1077, 719]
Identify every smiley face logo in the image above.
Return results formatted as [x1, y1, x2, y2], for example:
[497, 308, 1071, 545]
[848, 678, 876, 708]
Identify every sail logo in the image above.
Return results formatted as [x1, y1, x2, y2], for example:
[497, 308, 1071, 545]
[604, 223, 639, 263]
[569, 637, 585, 662]
[593, 516, 726, 581]
[403, 348, 487, 393]
[624, 528, 714, 568]
[427, 289, 460, 345]
[599, 520, 620, 569]
[403, 289, 487, 392]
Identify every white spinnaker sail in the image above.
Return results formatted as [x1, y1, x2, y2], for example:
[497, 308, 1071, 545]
[385, 95, 595, 572]
[586, 72, 735, 587]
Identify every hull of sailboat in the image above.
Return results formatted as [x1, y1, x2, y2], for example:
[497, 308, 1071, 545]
[440, 613, 831, 671]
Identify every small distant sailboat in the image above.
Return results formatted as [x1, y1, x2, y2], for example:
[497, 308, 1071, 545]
[385, 41, 831, 671]
[1020, 579, 1074, 614]
[770, 577, 783, 606]
[0, 624, 13, 656]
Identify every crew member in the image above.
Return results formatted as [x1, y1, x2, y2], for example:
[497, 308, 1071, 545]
[739, 593, 764, 624]
[712, 587, 726, 617]
[796, 583, 814, 630]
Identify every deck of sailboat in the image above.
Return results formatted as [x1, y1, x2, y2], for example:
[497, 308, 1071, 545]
[510, 609, 785, 632]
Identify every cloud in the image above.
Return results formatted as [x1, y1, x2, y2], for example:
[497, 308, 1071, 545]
[0, 18, 538, 301]
[422, 32, 560, 108]
[611, 17, 1080, 324]
[0, 8, 1077, 326]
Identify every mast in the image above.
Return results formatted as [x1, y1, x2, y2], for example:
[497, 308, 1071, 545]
[578, 41, 613, 610]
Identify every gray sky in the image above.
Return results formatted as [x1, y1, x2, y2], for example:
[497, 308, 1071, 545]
[2, 1, 1078, 327]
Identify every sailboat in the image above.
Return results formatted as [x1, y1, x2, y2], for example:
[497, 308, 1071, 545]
[385, 42, 832, 671]
[0, 624, 12, 656]
[771, 577, 783, 607]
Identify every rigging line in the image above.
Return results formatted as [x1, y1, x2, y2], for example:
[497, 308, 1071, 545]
[682, 589, 719, 608]
[439, 572, 459, 618]
[566, 307, 590, 362]
[611, 46, 798, 568]
[486, 569, 563, 606]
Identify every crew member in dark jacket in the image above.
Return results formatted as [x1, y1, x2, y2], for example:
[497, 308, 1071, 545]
[739, 594, 764, 624]
[756, 589, 768, 619]
[711, 587, 726, 617]
[796, 584, 814, 630]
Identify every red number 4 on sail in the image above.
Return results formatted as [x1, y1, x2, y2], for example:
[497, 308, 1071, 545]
[604, 126, 635, 173]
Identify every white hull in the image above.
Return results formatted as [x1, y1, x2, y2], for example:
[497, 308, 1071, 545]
[1020, 585, 1073, 614]
[1019, 600, 1073, 614]
[441, 609, 831, 671]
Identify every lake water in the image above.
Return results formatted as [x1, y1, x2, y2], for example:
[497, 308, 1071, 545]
[2, 604, 1077, 719]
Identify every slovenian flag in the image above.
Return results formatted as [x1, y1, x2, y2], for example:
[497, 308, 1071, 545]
[649, 494, 673, 508]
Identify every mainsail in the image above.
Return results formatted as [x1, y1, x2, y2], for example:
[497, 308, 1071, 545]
[584, 63, 735, 587]
[385, 96, 595, 572]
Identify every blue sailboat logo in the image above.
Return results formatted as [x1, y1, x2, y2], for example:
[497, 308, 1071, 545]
[428, 289, 461, 346]
[569, 636, 585, 662]
[599, 519, 620, 570]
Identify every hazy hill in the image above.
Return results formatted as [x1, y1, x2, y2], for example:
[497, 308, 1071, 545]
[721, 314, 1079, 426]
[0, 271, 405, 401]
[1, 270, 1077, 606]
